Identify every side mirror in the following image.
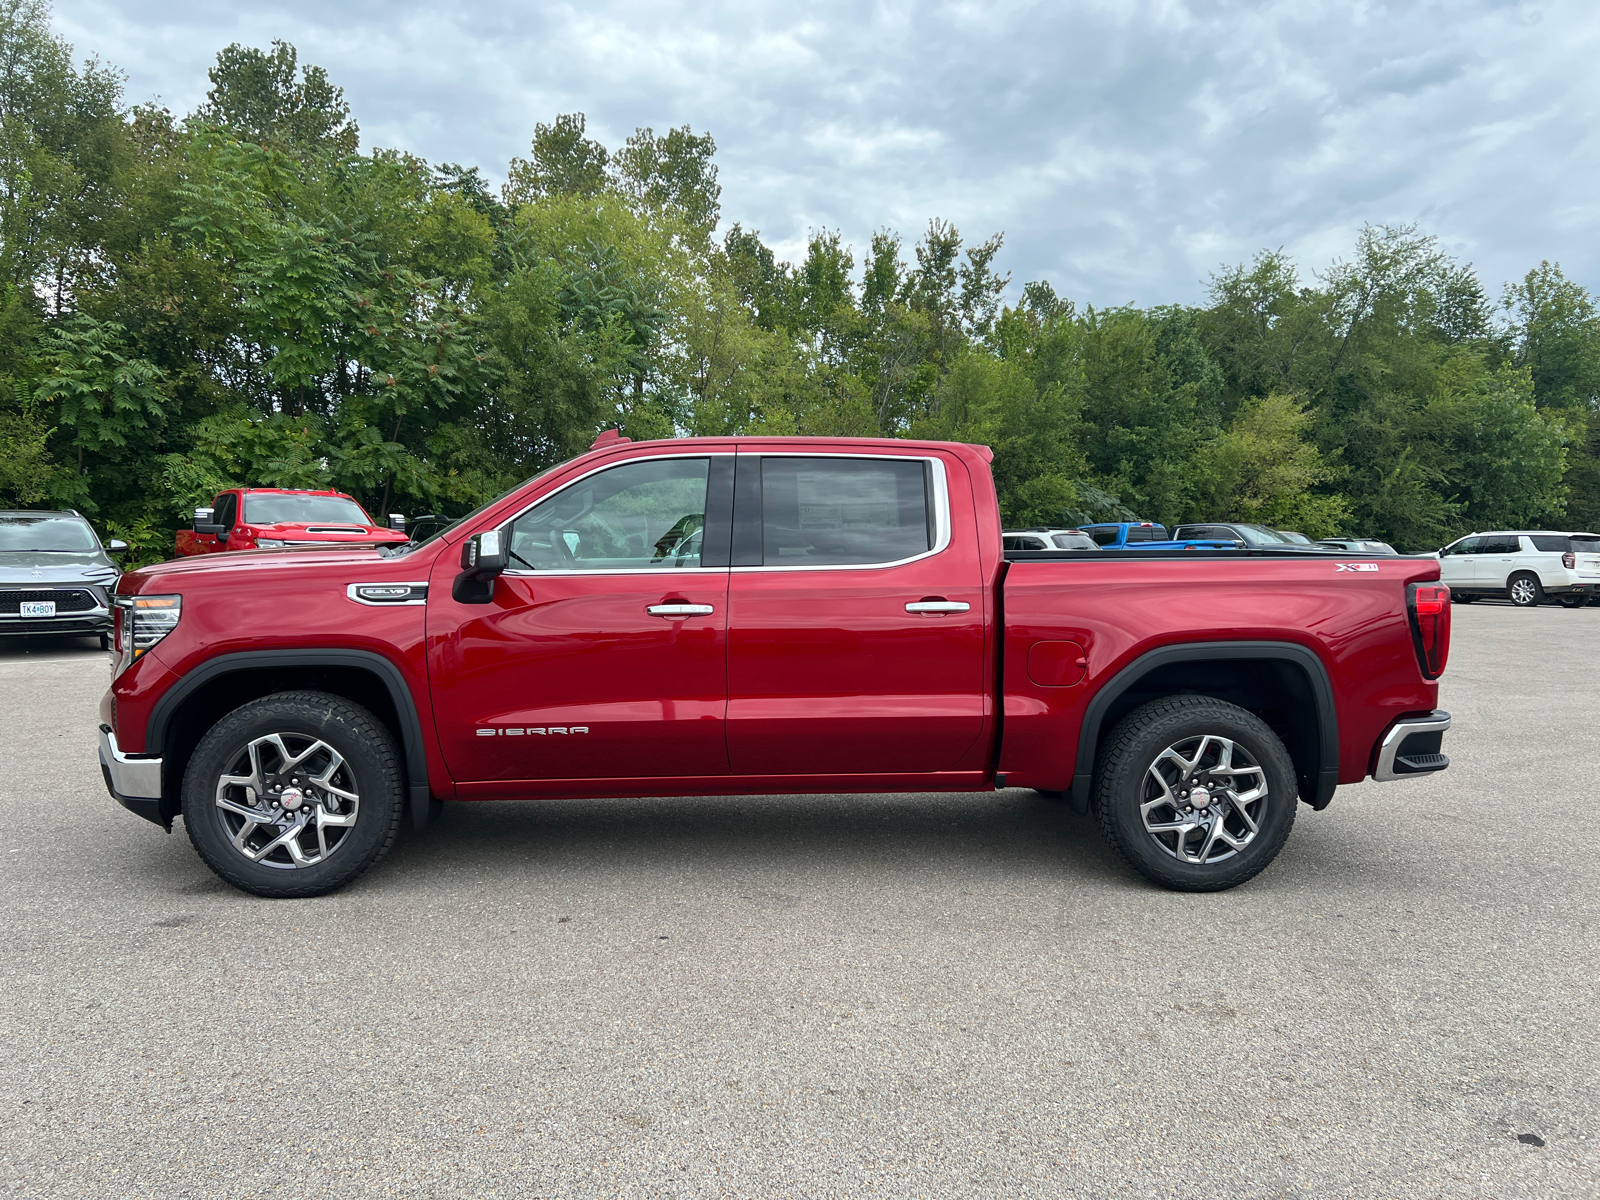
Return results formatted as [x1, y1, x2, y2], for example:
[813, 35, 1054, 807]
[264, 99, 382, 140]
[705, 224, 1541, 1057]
[106, 539, 128, 554]
[454, 530, 508, 603]
[388, 513, 406, 532]
[193, 507, 224, 536]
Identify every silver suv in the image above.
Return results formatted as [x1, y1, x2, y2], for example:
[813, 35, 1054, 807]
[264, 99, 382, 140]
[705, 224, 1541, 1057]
[0, 511, 125, 644]
[1002, 528, 1099, 551]
[1436, 531, 1600, 608]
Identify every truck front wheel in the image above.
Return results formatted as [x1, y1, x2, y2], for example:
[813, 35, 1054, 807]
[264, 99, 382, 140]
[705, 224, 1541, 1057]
[1093, 696, 1297, 892]
[182, 691, 405, 898]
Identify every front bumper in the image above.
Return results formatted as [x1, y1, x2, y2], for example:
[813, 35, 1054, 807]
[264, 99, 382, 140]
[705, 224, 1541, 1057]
[1372, 710, 1451, 782]
[98, 725, 166, 827]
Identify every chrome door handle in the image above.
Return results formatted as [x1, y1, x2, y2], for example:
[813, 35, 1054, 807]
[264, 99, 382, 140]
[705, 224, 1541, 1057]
[905, 600, 970, 614]
[646, 603, 714, 617]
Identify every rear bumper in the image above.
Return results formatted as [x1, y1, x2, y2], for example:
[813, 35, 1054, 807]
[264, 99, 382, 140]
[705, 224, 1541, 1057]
[1372, 710, 1451, 782]
[98, 725, 166, 827]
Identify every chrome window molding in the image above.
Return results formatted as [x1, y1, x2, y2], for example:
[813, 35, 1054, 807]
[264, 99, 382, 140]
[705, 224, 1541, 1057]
[346, 582, 430, 606]
[499, 452, 728, 578]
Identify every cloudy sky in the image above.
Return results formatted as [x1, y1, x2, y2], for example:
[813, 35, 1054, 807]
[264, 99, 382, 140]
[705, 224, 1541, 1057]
[49, 0, 1600, 308]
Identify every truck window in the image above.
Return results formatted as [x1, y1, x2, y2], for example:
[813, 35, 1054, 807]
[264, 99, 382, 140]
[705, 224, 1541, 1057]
[1087, 526, 1119, 546]
[1124, 524, 1169, 543]
[758, 457, 931, 566]
[507, 457, 711, 571]
[214, 494, 238, 531]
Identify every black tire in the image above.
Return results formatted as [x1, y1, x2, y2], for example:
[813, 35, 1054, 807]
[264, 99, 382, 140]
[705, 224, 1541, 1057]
[1093, 696, 1297, 892]
[183, 690, 404, 898]
[1507, 572, 1543, 607]
[1452, 592, 1475, 604]
[98, 632, 111, 650]
[1559, 594, 1589, 609]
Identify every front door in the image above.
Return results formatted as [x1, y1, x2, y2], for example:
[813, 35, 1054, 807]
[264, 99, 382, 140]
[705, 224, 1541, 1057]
[1438, 536, 1478, 589]
[725, 451, 988, 777]
[428, 454, 732, 787]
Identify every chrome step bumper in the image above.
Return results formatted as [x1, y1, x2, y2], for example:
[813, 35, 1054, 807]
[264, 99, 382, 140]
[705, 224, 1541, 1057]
[1373, 710, 1451, 782]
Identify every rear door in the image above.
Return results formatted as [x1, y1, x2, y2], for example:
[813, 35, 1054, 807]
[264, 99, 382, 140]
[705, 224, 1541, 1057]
[1478, 535, 1522, 590]
[725, 450, 987, 776]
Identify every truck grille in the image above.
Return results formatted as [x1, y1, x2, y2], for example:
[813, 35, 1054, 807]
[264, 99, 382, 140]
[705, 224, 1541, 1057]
[0, 588, 100, 613]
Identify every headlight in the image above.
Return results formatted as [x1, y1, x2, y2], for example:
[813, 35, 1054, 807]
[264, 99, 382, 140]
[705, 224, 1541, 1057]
[113, 594, 181, 674]
[256, 539, 286, 549]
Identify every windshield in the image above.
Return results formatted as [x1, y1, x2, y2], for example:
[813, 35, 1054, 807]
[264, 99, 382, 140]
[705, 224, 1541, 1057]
[396, 464, 567, 555]
[245, 494, 372, 526]
[0, 515, 100, 552]
[1238, 524, 1295, 546]
[1052, 533, 1097, 549]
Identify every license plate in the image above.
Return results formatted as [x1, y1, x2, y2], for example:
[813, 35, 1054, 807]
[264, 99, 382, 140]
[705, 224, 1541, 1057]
[20, 601, 55, 617]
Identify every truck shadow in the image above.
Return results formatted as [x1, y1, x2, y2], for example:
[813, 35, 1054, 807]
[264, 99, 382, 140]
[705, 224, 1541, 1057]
[378, 788, 1129, 887]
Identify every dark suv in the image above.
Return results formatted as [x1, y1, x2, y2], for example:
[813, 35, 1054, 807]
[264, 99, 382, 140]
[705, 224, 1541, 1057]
[0, 511, 125, 646]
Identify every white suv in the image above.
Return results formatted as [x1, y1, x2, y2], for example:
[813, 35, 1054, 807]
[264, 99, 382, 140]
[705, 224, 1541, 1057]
[1436, 531, 1600, 607]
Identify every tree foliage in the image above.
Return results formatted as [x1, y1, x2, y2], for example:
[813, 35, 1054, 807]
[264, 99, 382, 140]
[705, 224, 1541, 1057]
[0, 9, 1592, 554]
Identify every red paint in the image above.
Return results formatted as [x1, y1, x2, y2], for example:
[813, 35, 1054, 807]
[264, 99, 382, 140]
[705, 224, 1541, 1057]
[106, 435, 1445, 809]
[174, 487, 408, 557]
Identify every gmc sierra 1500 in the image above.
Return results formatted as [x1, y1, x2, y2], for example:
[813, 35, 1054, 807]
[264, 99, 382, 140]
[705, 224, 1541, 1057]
[98, 434, 1451, 897]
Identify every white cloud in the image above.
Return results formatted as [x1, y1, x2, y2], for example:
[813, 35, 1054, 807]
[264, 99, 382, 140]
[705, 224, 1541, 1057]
[50, 0, 1600, 305]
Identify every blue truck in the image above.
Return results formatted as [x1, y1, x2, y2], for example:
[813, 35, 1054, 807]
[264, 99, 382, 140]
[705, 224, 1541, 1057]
[1078, 522, 1240, 550]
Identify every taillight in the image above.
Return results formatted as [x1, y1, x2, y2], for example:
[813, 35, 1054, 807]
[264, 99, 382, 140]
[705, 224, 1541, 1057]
[1407, 583, 1450, 679]
[1564, 551, 1576, 569]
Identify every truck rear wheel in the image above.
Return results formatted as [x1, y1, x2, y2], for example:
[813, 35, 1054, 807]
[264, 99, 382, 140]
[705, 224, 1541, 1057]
[182, 691, 404, 898]
[1093, 696, 1296, 892]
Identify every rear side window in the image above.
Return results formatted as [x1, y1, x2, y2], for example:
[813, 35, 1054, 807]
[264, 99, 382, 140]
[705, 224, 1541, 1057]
[1529, 535, 1570, 552]
[1087, 526, 1119, 546]
[1124, 524, 1169, 543]
[759, 457, 931, 566]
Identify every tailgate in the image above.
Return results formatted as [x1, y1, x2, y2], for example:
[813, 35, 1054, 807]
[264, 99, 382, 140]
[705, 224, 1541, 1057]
[1576, 552, 1600, 577]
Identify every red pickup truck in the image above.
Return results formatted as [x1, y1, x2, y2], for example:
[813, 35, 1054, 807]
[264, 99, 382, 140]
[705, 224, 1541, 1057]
[174, 487, 409, 556]
[97, 434, 1453, 898]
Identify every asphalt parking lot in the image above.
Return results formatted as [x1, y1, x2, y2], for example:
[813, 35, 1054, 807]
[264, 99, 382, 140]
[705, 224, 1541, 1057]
[1, 603, 1597, 1199]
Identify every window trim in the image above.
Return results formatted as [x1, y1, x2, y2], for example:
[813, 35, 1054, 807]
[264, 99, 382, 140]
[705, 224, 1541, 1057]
[731, 452, 952, 573]
[497, 452, 731, 577]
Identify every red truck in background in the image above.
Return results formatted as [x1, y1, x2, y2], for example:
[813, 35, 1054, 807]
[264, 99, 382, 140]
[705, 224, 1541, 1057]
[99, 434, 1453, 899]
[174, 487, 409, 557]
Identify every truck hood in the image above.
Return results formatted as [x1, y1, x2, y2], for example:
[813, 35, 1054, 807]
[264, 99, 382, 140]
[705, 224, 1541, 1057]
[252, 522, 408, 544]
[125, 544, 404, 590]
[0, 549, 120, 586]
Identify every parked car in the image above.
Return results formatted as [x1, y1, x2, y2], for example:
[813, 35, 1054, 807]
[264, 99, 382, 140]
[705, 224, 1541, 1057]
[100, 433, 1453, 899]
[1, 511, 125, 646]
[1172, 522, 1308, 549]
[1002, 528, 1098, 551]
[175, 488, 409, 557]
[1078, 522, 1239, 550]
[1436, 531, 1600, 607]
[1316, 537, 1400, 555]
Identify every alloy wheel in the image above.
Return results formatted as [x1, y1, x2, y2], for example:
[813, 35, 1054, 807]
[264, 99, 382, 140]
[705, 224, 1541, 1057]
[214, 733, 361, 869]
[1510, 577, 1539, 606]
[1139, 734, 1268, 865]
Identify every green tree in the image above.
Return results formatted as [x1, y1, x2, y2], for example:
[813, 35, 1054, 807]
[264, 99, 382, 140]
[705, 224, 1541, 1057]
[192, 40, 358, 155]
